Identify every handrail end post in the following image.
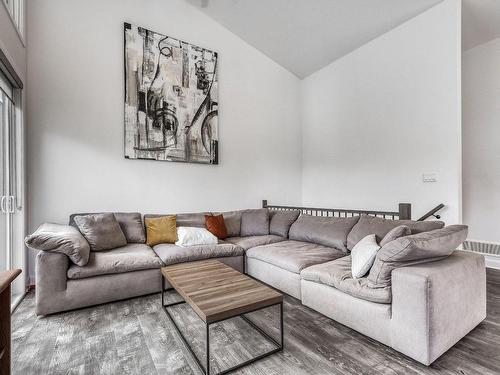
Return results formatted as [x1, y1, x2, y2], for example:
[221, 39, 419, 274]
[399, 203, 412, 220]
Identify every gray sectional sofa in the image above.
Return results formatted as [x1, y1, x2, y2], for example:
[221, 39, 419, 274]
[30, 207, 486, 366]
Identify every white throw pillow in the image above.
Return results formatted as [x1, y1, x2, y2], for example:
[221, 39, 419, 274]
[175, 227, 218, 247]
[351, 234, 381, 279]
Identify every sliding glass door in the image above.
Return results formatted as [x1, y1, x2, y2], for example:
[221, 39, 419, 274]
[0, 71, 25, 308]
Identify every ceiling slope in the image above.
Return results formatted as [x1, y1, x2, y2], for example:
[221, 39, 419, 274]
[186, 0, 443, 78]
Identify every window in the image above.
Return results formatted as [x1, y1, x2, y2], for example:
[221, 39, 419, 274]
[2, 0, 25, 41]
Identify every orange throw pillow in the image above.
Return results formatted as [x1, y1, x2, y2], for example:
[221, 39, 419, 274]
[205, 214, 228, 239]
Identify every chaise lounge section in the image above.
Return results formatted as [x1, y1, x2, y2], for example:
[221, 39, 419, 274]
[28, 203, 487, 366]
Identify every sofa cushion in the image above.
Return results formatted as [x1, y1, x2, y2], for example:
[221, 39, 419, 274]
[74, 213, 127, 251]
[246, 240, 345, 274]
[145, 215, 178, 246]
[67, 244, 163, 279]
[69, 212, 145, 244]
[351, 234, 380, 279]
[240, 209, 270, 236]
[368, 225, 468, 288]
[144, 212, 208, 228]
[175, 227, 218, 247]
[269, 210, 300, 237]
[214, 210, 242, 237]
[379, 225, 411, 247]
[205, 214, 228, 239]
[289, 215, 359, 252]
[152, 242, 244, 266]
[224, 235, 285, 250]
[25, 223, 90, 266]
[301, 256, 391, 304]
[346, 215, 445, 250]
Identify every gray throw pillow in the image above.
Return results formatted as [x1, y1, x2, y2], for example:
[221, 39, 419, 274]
[269, 210, 300, 237]
[346, 215, 445, 250]
[240, 209, 270, 236]
[289, 215, 360, 252]
[25, 223, 90, 266]
[368, 225, 468, 288]
[74, 213, 127, 251]
[69, 212, 145, 243]
[379, 225, 411, 247]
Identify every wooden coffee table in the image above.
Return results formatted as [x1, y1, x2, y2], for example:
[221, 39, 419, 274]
[161, 260, 284, 375]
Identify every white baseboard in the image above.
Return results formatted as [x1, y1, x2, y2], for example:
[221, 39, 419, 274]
[484, 254, 500, 270]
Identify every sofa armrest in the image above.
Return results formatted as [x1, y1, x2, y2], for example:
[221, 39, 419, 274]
[35, 251, 69, 314]
[390, 250, 486, 365]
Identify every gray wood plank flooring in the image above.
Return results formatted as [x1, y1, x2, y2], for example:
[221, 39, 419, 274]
[11, 268, 500, 375]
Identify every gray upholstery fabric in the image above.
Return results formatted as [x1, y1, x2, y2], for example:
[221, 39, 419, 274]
[246, 257, 302, 299]
[289, 215, 359, 252]
[379, 225, 411, 247]
[246, 240, 344, 274]
[368, 225, 468, 288]
[301, 280, 392, 345]
[390, 251, 486, 365]
[144, 212, 208, 228]
[212, 210, 242, 237]
[224, 235, 285, 250]
[25, 223, 90, 266]
[301, 256, 391, 304]
[240, 208, 270, 236]
[152, 242, 244, 265]
[74, 213, 127, 251]
[269, 210, 300, 237]
[347, 215, 445, 250]
[67, 244, 163, 279]
[69, 212, 146, 244]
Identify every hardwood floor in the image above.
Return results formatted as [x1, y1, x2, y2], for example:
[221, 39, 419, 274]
[11, 268, 500, 375]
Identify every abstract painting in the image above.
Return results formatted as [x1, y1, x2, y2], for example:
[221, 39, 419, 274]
[124, 23, 218, 164]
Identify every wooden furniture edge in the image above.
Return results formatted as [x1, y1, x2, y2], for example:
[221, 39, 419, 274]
[0, 269, 21, 295]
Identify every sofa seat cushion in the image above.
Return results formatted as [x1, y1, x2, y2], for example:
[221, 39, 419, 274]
[67, 244, 163, 279]
[301, 256, 391, 304]
[152, 242, 244, 266]
[224, 235, 285, 250]
[246, 240, 344, 274]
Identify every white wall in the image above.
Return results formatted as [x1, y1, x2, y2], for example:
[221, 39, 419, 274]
[463, 37, 500, 242]
[27, 0, 302, 279]
[300, 0, 462, 223]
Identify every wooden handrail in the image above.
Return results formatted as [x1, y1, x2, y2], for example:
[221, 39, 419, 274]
[417, 204, 445, 221]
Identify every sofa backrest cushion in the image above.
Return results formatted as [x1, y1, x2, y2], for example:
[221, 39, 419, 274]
[214, 210, 242, 237]
[144, 212, 208, 228]
[73, 213, 127, 251]
[25, 223, 90, 266]
[69, 212, 146, 244]
[269, 210, 300, 237]
[240, 208, 270, 236]
[346, 215, 445, 250]
[367, 224, 468, 288]
[289, 215, 360, 252]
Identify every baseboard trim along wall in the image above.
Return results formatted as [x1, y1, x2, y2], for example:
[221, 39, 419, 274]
[463, 240, 500, 270]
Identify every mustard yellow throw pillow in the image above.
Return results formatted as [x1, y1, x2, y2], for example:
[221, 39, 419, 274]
[145, 215, 177, 246]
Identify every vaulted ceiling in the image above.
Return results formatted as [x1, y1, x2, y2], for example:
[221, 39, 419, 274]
[462, 0, 500, 50]
[186, 0, 443, 78]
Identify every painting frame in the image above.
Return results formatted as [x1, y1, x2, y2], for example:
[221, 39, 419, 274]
[123, 22, 219, 165]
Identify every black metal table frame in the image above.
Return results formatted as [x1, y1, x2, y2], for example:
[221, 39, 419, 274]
[161, 276, 284, 375]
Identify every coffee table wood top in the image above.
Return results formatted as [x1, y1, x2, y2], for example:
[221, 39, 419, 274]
[161, 260, 283, 324]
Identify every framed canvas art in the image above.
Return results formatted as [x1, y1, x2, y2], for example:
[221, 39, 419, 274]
[124, 23, 218, 164]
